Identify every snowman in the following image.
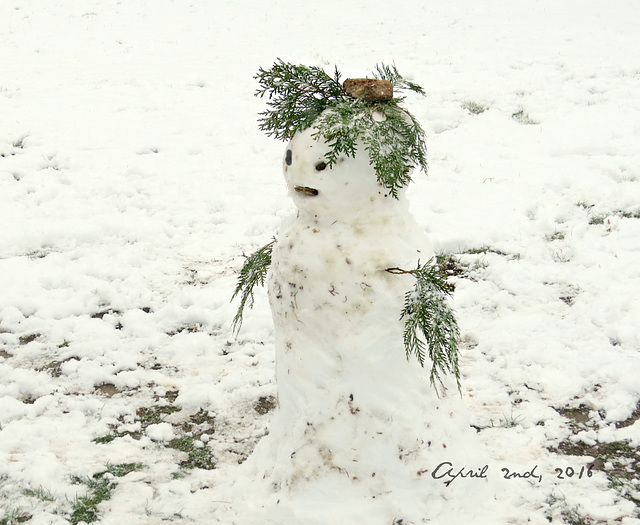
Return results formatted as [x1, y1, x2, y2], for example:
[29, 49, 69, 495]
[233, 66, 522, 524]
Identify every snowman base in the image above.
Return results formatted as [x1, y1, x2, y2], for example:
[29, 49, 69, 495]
[235, 212, 513, 524]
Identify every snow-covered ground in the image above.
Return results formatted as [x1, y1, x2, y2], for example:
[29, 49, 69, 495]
[1, 1, 639, 523]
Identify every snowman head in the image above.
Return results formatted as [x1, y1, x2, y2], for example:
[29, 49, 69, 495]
[283, 118, 409, 225]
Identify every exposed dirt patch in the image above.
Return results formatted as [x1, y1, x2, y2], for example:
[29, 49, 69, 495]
[254, 395, 277, 415]
[94, 384, 120, 397]
[42, 356, 80, 378]
[556, 405, 593, 431]
[180, 409, 215, 434]
[559, 295, 575, 306]
[91, 309, 122, 320]
[157, 390, 179, 403]
[616, 402, 640, 429]
[551, 404, 640, 512]
[18, 333, 40, 345]
[166, 324, 202, 336]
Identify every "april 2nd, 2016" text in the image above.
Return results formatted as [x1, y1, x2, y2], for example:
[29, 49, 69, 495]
[427, 461, 594, 486]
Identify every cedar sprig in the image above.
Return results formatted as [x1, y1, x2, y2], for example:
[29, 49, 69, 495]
[387, 259, 461, 394]
[231, 239, 275, 334]
[255, 59, 344, 141]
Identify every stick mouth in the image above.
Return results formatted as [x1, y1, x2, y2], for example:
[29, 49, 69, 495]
[294, 186, 319, 196]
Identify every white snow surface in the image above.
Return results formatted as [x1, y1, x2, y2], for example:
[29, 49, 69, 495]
[1, 1, 640, 524]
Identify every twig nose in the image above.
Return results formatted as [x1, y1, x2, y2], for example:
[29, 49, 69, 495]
[294, 186, 319, 196]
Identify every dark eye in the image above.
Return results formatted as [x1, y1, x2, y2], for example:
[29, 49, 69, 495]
[315, 161, 327, 171]
[285, 149, 292, 166]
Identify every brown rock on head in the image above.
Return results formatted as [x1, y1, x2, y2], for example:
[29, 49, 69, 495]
[342, 78, 393, 102]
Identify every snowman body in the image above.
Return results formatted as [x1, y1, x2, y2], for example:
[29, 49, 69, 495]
[270, 123, 435, 419]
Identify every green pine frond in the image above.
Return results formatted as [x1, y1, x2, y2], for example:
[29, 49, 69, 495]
[396, 259, 461, 394]
[231, 239, 275, 334]
[255, 59, 344, 141]
[363, 104, 428, 197]
[310, 97, 368, 165]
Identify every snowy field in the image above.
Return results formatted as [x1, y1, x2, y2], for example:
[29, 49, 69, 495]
[1, 1, 640, 523]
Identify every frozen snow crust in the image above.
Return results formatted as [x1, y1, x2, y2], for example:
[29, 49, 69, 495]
[2, 0, 640, 524]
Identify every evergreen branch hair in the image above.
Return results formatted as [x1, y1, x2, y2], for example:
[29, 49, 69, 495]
[387, 259, 461, 394]
[231, 239, 275, 335]
[255, 59, 344, 141]
[255, 60, 428, 198]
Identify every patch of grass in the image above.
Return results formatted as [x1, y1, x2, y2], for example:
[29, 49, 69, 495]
[23, 486, 55, 502]
[93, 431, 129, 444]
[0, 508, 32, 524]
[618, 209, 640, 219]
[168, 436, 215, 470]
[70, 463, 144, 524]
[26, 249, 52, 259]
[471, 408, 524, 432]
[545, 493, 594, 524]
[463, 246, 510, 257]
[70, 476, 116, 524]
[498, 410, 524, 428]
[136, 404, 180, 427]
[95, 392, 183, 444]
[600, 441, 640, 505]
[598, 441, 635, 458]
[95, 394, 218, 474]
[444, 246, 520, 278]
[168, 409, 216, 470]
[588, 214, 606, 225]
[432, 251, 490, 285]
[547, 231, 566, 241]
[435, 252, 466, 281]
[105, 463, 144, 478]
[462, 100, 488, 115]
[577, 203, 640, 225]
[460, 246, 522, 262]
[512, 108, 538, 125]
